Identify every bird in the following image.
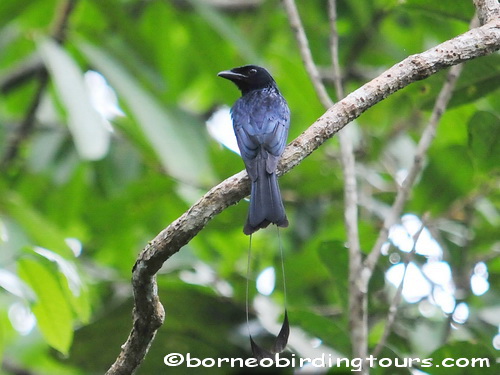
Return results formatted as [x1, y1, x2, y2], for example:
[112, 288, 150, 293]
[218, 65, 290, 235]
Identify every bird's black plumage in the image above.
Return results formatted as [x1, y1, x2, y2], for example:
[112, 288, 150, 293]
[218, 65, 290, 235]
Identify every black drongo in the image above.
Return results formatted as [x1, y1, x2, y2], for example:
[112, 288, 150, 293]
[218, 65, 290, 235]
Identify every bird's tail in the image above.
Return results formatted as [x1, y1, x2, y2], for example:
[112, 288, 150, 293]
[244, 162, 288, 235]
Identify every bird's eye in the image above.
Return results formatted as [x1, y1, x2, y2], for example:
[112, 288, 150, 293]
[249, 68, 257, 75]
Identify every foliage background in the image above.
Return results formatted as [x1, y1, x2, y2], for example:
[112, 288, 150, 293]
[0, 0, 499, 374]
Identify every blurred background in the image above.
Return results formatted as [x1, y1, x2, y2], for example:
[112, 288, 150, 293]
[0, 0, 499, 374]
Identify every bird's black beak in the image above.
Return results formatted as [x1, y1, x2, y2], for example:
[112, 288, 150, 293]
[218, 70, 247, 81]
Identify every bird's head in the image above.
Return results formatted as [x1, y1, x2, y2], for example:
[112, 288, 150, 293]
[218, 65, 276, 95]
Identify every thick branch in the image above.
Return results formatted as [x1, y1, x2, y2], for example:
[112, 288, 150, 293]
[106, 19, 500, 375]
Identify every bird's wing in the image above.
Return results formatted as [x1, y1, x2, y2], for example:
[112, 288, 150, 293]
[232, 101, 260, 180]
[232, 109, 258, 159]
[232, 89, 290, 179]
[258, 92, 290, 174]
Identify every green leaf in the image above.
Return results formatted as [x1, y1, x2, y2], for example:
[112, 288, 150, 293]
[0, 0, 40, 27]
[448, 61, 500, 108]
[0, 309, 16, 365]
[468, 111, 500, 173]
[17, 257, 73, 355]
[37, 37, 110, 160]
[413, 145, 475, 214]
[78, 41, 215, 187]
[421, 55, 500, 110]
[291, 309, 351, 356]
[402, 0, 474, 22]
[317, 240, 349, 310]
[0, 268, 35, 300]
[187, 0, 259, 62]
[34, 247, 91, 323]
[1, 193, 74, 258]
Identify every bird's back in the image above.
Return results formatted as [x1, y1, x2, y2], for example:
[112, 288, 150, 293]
[232, 87, 290, 157]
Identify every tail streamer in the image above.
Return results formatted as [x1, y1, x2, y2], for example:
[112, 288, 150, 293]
[246, 229, 290, 360]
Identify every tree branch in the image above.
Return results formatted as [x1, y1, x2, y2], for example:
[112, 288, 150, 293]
[283, 1, 365, 363]
[106, 18, 500, 374]
[328, 0, 344, 101]
[327, 0, 365, 366]
[0, 73, 49, 169]
[0, 55, 45, 94]
[282, 0, 333, 108]
[474, 0, 500, 24]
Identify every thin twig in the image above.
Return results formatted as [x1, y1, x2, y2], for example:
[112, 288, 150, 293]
[0, 0, 78, 168]
[283, 4, 364, 364]
[363, 63, 466, 282]
[328, 0, 344, 100]
[327, 0, 365, 365]
[282, 0, 363, 282]
[0, 73, 49, 169]
[363, 17, 481, 281]
[282, 0, 333, 108]
[0, 55, 45, 94]
[106, 18, 500, 374]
